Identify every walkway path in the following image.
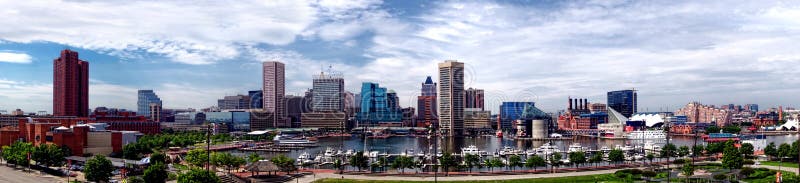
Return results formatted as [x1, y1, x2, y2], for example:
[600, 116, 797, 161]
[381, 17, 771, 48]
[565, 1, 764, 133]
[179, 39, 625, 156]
[753, 165, 800, 174]
[295, 168, 621, 183]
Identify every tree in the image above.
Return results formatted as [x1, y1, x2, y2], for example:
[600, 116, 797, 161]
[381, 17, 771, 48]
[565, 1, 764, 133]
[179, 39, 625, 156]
[569, 151, 586, 168]
[246, 153, 262, 163]
[508, 155, 522, 171]
[270, 154, 296, 174]
[608, 149, 625, 165]
[333, 159, 344, 174]
[184, 149, 208, 167]
[376, 156, 388, 172]
[84, 155, 114, 183]
[150, 151, 168, 165]
[462, 154, 480, 173]
[765, 142, 778, 160]
[32, 143, 65, 167]
[211, 152, 245, 173]
[722, 125, 741, 134]
[122, 143, 143, 160]
[739, 143, 754, 159]
[178, 168, 221, 183]
[692, 145, 705, 157]
[705, 126, 721, 134]
[391, 156, 414, 174]
[348, 151, 368, 172]
[549, 153, 562, 172]
[589, 153, 603, 168]
[489, 158, 504, 172]
[646, 153, 655, 166]
[706, 143, 724, 155]
[526, 155, 546, 171]
[438, 153, 458, 175]
[2, 141, 33, 167]
[677, 146, 690, 157]
[722, 144, 743, 170]
[143, 163, 168, 183]
[681, 163, 694, 182]
[661, 143, 677, 158]
[778, 143, 792, 161]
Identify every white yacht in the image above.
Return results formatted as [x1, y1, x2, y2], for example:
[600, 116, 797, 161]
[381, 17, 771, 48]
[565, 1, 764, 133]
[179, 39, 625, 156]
[568, 143, 584, 152]
[525, 149, 537, 156]
[499, 146, 515, 156]
[537, 143, 559, 154]
[461, 145, 482, 156]
[323, 147, 335, 157]
[643, 141, 661, 152]
[368, 151, 380, 158]
[626, 130, 667, 140]
[600, 146, 611, 153]
[297, 152, 312, 165]
[273, 134, 317, 144]
[345, 149, 354, 156]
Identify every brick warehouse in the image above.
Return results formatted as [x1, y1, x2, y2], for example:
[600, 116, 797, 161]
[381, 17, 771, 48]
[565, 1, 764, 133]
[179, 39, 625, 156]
[0, 117, 143, 156]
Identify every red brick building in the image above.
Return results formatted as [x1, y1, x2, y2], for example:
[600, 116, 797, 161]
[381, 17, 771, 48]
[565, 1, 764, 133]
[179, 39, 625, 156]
[92, 111, 160, 135]
[0, 117, 141, 156]
[53, 49, 89, 117]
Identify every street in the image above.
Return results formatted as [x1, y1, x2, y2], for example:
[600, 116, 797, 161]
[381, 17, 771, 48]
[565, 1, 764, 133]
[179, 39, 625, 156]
[0, 165, 62, 183]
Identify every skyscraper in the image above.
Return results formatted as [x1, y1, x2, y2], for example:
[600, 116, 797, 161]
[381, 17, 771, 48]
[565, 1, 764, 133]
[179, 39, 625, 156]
[312, 71, 344, 112]
[438, 60, 465, 136]
[53, 49, 89, 117]
[217, 95, 250, 110]
[137, 90, 162, 120]
[417, 76, 438, 127]
[464, 88, 484, 110]
[248, 90, 263, 109]
[358, 82, 402, 125]
[607, 89, 637, 118]
[499, 102, 536, 130]
[263, 61, 286, 127]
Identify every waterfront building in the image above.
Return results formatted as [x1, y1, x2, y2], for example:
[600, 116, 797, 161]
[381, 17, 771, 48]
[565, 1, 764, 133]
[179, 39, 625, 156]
[753, 111, 780, 127]
[249, 110, 274, 131]
[464, 108, 491, 134]
[599, 107, 628, 137]
[53, 49, 89, 117]
[148, 103, 162, 122]
[358, 82, 402, 126]
[301, 112, 346, 129]
[589, 103, 607, 114]
[499, 102, 536, 130]
[514, 104, 550, 138]
[745, 104, 759, 112]
[416, 76, 438, 128]
[674, 102, 732, 126]
[217, 95, 251, 110]
[248, 90, 263, 109]
[402, 107, 416, 127]
[557, 98, 591, 130]
[464, 88, 484, 110]
[312, 71, 345, 112]
[286, 95, 313, 128]
[607, 89, 637, 118]
[438, 60, 465, 136]
[263, 61, 287, 127]
[137, 90, 162, 121]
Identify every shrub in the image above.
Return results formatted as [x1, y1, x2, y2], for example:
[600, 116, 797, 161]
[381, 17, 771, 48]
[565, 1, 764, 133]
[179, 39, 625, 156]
[713, 174, 727, 180]
[743, 160, 754, 165]
[739, 167, 755, 177]
[673, 159, 685, 164]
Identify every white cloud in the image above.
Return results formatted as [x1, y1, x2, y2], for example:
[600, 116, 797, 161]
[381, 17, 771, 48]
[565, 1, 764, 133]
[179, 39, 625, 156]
[0, 52, 32, 63]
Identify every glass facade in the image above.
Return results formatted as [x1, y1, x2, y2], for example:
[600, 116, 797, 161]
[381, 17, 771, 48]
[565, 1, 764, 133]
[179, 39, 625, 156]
[137, 90, 161, 117]
[499, 102, 536, 130]
[607, 89, 637, 118]
[185, 112, 250, 131]
[248, 90, 263, 109]
[358, 82, 402, 125]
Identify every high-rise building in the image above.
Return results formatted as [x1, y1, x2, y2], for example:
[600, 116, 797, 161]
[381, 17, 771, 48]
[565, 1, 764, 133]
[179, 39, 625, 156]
[248, 90, 263, 109]
[53, 49, 89, 117]
[262, 61, 286, 127]
[358, 82, 402, 125]
[674, 102, 732, 126]
[217, 95, 250, 110]
[149, 103, 162, 122]
[499, 102, 536, 130]
[464, 88, 484, 110]
[438, 60, 465, 136]
[137, 90, 162, 121]
[607, 89, 637, 118]
[312, 71, 344, 112]
[417, 76, 438, 128]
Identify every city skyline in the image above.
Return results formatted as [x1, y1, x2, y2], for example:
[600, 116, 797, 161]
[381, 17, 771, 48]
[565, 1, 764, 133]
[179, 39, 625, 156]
[2, 1, 800, 113]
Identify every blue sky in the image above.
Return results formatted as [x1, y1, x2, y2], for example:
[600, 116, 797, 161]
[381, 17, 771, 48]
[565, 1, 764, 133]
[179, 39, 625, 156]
[1, 0, 800, 113]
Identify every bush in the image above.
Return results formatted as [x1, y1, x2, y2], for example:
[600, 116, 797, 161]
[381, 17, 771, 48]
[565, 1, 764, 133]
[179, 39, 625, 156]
[739, 167, 755, 177]
[642, 171, 657, 178]
[713, 174, 727, 180]
[673, 159, 685, 164]
[743, 160, 754, 165]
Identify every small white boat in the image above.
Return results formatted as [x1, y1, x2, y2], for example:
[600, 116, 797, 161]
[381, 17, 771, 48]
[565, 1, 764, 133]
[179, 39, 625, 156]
[643, 141, 661, 152]
[461, 145, 481, 156]
[537, 143, 559, 154]
[368, 151, 379, 158]
[568, 143, 584, 153]
[297, 152, 311, 165]
[499, 146, 514, 156]
[345, 149, 354, 156]
[600, 146, 611, 153]
[324, 147, 335, 157]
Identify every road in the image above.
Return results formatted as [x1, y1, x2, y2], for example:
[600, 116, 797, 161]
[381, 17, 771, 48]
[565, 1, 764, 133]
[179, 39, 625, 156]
[0, 165, 62, 183]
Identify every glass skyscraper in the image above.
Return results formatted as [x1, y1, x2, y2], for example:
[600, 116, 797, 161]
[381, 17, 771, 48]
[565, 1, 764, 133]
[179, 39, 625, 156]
[607, 89, 637, 118]
[312, 71, 345, 112]
[137, 90, 161, 118]
[358, 82, 402, 125]
[499, 102, 536, 130]
[248, 90, 263, 109]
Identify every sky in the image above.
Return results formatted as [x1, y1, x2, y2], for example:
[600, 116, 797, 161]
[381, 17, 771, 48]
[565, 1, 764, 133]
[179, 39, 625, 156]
[1, 0, 800, 114]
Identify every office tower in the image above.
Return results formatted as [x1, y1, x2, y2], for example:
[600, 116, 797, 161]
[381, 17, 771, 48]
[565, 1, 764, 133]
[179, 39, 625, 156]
[248, 90, 263, 109]
[499, 102, 536, 130]
[464, 88, 484, 110]
[312, 71, 344, 112]
[417, 76, 438, 127]
[53, 49, 89, 117]
[607, 89, 637, 118]
[149, 103, 162, 122]
[137, 90, 162, 120]
[358, 82, 402, 125]
[217, 95, 250, 110]
[438, 60, 465, 136]
[262, 61, 286, 127]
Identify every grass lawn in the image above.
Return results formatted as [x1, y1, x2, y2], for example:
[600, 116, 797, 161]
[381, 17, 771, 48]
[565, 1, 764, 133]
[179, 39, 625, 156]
[760, 161, 799, 168]
[313, 174, 631, 183]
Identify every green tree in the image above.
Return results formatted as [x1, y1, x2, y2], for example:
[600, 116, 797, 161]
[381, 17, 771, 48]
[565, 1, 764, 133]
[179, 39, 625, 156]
[764, 142, 778, 160]
[462, 154, 480, 173]
[722, 144, 743, 170]
[569, 151, 586, 168]
[246, 153, 262, 163]
[150, 151, 168, 165]
[608, 149, 625, 165]
[646, 153, 655, 166]
[84, 155, 114, 183]
[739, 143, 754, 159]
[184, 149, 208, 167]
[778, 143, 792, 161]
[525, 155, 546, 171]
[376, 156, 388, 172]
[661, 143, 677, 158]
[489, 158, 504, 172]
[438, 153, 458, 175]
[681, 162, 694, 182]
[270, 154, 296, 174]
[178, 168, 221, 183]
[705, 126, 721, 134]
[508, 155, 522, 171]
[589, 153, 603, 168]
[549, 153, 562, 171]
[32, 143, 65, 167]
[211, 152, 245, 173]
[706, 142, 724, 155]
[2, 141, 33, 167]
[348, 151, 368, 172]
[143, 162, 168, 183]
[333, 159, 343, 174]
[722, 125, 741, 134]
[677, 146, 690, 157]
[692, 145, 705, 157]
[391, 156, 414, 174]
